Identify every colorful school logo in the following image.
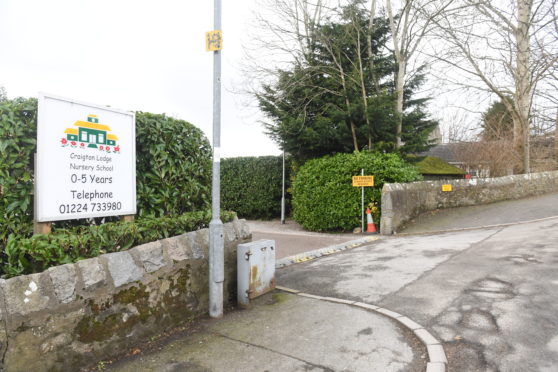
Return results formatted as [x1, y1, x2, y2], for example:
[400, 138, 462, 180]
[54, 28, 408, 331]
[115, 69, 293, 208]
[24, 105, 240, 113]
[60, 115, 120, 153]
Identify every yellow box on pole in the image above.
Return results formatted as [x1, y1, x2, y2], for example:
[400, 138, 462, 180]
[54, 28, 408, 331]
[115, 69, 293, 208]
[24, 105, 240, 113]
[206, 30, 223, 51]
[352, 176, 374, 187]
[442, 184, 453, 192]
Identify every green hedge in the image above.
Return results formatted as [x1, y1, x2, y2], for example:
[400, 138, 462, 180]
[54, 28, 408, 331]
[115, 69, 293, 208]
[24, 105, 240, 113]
[292, 152, 422, 231]
[0, 98, 37, 246]
[136, 112, 211, 217]
[3, 210, 236, 278]
[0, 98, 212, 251]
[221, 156, 289, 219]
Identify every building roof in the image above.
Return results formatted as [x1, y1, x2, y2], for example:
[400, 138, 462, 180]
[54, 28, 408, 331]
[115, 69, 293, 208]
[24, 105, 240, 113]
[417, 144, 462, 164]
[64, 128, 78, 135]
[408, 155, 465, 175]
[73, 120, 112, 132]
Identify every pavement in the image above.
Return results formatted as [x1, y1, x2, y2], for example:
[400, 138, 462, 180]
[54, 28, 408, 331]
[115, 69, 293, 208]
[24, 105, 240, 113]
[101, 192, 558, 372]
[104, 292, 428, 372]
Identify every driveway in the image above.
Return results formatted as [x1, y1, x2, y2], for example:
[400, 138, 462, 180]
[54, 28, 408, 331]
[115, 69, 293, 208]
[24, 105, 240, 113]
[248, 219, 360, 259]
[277, 218, 558, 371]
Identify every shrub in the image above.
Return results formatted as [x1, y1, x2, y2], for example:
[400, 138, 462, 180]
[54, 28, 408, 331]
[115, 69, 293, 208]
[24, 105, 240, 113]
[292, 152, 422, 231]
[2, 210, 237, 278]
[0, 98, 212, 251]
[135, 112, 212, 217]
[221, 156, 289, 219]
[0, 98, 37, 246]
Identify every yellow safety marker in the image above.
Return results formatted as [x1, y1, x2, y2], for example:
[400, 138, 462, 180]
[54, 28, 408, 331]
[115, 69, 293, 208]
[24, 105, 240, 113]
[442, 184, 453, 192]
[206, 30, 223, 51]
[352, 175, 374, 187]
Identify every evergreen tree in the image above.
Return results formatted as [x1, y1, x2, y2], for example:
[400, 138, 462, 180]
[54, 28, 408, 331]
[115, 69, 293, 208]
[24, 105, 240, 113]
[257, 1, 438, 161]
[481, 98, 514, 141]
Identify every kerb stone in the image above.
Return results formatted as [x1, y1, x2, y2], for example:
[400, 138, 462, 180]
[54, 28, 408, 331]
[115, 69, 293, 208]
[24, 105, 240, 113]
[415, 328, 440, 346]
[105, 252, 143, 288]
[426, 362, 446, 372]
[427, 344, 448, 363]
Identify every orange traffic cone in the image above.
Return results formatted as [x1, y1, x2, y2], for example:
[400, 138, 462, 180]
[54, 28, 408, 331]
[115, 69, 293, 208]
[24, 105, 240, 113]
[366, 208, 377, 234]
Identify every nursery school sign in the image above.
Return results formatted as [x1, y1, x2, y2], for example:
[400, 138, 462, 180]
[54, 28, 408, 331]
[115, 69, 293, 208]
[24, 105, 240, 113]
[36, 93, 136, 222]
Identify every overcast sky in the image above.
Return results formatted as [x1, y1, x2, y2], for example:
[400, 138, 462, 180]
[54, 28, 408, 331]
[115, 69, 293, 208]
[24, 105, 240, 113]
[0, 0, 280, 158]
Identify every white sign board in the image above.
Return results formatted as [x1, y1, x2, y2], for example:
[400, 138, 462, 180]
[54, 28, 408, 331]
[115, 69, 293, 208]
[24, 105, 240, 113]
[36, 93, 136, 222]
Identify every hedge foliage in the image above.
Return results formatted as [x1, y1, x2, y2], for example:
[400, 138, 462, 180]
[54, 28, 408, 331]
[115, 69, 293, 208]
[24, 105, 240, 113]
[2, 210, 236, 278]
[0, 98, 37, 246]
[221, 156, 289, 219]
[292, 152, 422, 231]
[136, 112, 212, 217]
[0, 98, 213, 252]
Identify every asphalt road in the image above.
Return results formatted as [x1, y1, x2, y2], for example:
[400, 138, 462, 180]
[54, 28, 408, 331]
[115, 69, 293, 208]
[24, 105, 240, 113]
[278, 202, 558, 371]
[399, 192, 558, 234]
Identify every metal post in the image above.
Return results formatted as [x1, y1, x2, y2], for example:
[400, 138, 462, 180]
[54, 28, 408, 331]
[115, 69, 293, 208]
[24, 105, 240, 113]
[281, 148, 286, 224]
[360, 168, 364, 234]
[209, 0, 224, 318]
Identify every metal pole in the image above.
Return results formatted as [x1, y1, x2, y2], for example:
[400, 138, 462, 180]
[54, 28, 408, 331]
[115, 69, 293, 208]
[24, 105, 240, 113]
[209, 0, 224, 318]
[360, 168, 364, 233]
[281, 148, 286, 224]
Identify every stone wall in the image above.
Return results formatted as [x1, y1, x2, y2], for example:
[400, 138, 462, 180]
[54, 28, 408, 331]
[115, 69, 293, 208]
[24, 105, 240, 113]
[380, 171, 558, 234]
[0, 218, 251, 372]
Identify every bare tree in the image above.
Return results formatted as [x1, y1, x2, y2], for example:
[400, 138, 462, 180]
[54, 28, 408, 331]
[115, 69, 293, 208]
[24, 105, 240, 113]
[431, 0, 558, 173]
[536, 66, 558, 164]
[385, 0, 451, 148]
[556, 109, 558, 162]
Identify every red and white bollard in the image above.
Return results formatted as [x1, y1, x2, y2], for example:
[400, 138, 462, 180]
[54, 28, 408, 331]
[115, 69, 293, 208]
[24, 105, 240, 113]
[366, 207, 378, 234]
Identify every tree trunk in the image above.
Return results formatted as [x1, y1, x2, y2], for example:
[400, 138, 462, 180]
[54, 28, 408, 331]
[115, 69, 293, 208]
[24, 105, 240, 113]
[340, 67, 359, 152]
[555, 110, 558, 163]
[386, 0, 408, 150]
[366, 0, 379, 150]
[515, 0, 533, 173]
[395, 60, 406, 149]
[355, 24, 373, 150]
[367, 0, 380, 92]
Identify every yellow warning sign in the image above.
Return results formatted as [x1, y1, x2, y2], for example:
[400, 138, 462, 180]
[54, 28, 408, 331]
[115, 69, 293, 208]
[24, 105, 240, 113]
[206, 30, 223, 51]
[352, 176, 374, 187]
[442, 184, 453, 192]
